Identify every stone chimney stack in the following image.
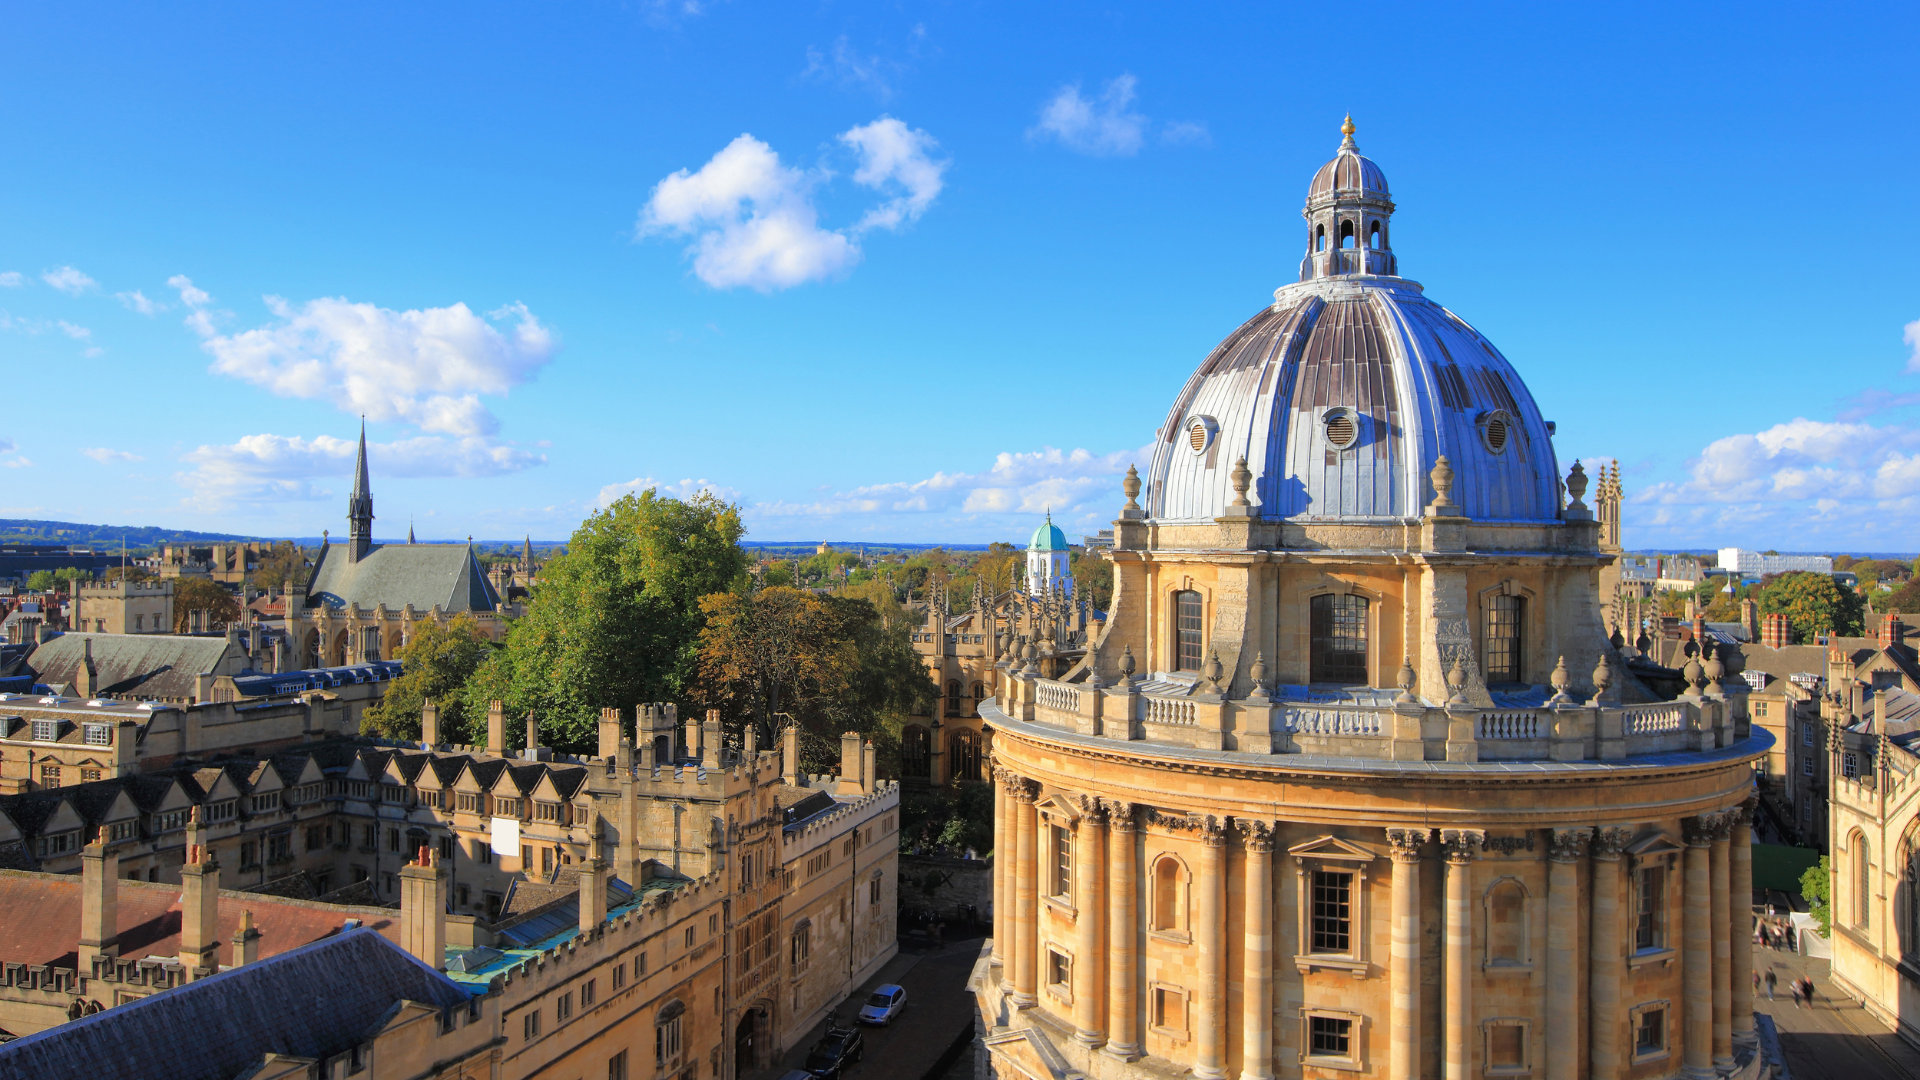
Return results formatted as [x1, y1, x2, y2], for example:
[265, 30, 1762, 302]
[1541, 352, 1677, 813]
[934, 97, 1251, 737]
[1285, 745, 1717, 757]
[231, 909, 261, 967]
[578, 814, 608, 935]
[421, 698, 440, 748]
[782, 724, 800, 786]
[702, 710, 722, 768]
[744, 723, 758, 761]
[1740, 598, 1760, 645]
[1761, 613, 1792, 650]
[525, 712, 539, 754]
[75, 637, 98, 699]
[486, 700, 506, 755]
[398, 846, 446, 969]
[178, 808, 222, 977]
[835, 732, 864, 795]
[1879, 613, 1903, 649]
[1692, 615, 1710, 649]
[599, 707, 623, 760]
[684, 710, 702, 764]
[77, 838, 120, 972]
[862, 740, 877, 794]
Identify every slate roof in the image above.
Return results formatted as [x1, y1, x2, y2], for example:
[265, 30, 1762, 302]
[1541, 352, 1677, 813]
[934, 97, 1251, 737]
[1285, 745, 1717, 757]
[302, 542, 498, 614]
[27, 633, 241, 702]
[0, 928, 470, 1080]
[0, 870, 402, 969]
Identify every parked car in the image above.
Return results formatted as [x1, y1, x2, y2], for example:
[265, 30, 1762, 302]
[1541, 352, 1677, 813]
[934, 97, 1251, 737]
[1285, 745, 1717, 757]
[805, 1025, 865, 1080]
[858, 984, 907, 1026]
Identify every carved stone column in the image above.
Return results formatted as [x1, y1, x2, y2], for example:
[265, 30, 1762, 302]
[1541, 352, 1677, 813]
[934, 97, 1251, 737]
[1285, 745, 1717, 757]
[1386, 827, 1427, 1080]
[1011, 777, 1040, 1007]
[1195, 816, 1228, 1080]
[1589, 828, 1632, 1080]
[1105, 801, 1142, 1060]
[1074, 797, 1108, 1047]
[1238, 820, 1275, 1080]
[1730, 802, 1755, 1045]
[1547, 828, 1593, 1080]
[1680, 816, 1716, 1080]
[993, 764, 1010, 972]
[1710, 814, 1734, 1069]
[1441, 829, 1484, 1080]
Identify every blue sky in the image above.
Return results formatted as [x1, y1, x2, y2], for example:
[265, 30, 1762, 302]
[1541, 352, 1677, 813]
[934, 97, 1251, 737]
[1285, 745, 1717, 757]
[2, 2, 1916, 551]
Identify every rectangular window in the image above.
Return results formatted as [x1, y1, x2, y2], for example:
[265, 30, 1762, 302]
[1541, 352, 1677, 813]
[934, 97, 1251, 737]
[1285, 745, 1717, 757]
[1308, 593, 1369, 684]
[1485, 594, 1524, 684]
[582, 979, 596, 1008]
[791, 926, 811, 971]
[306, 825, 326, 851]
[1175, 591, 1203, 671]
[613, 964, 626, 991]
[1803, 757, 1815, 777]
[1152, 986, 1186, 1034]
[685, 927, 695, 948]
[80, 768, 101, 783]
[523, 1010, 541, 1040]
[1843, 753, 1859, 778]
[1308, 1016, 1351, 1057]
[656, 1016, 683, 1066]
[267, 832, 291, 861]
[1634, 1007, 1665, 1056]
[870, 877, 881, 905]
[1636, 867, 1664, 950]
[609, 1050, 628, 1080]
[40, 764, 60, 788]
[1047, 949, 1070, 990]
[1487, 1024, 1526, 1072]
[83, 723, 112, 746]
[636, 952, 648, 978]
[1050, 824, 1073, 900]
[32, 719, 58, 741]
[387, 827, 400, 852]
[1803, 726, 1815, 746]
[1309, 870, 1352, 953]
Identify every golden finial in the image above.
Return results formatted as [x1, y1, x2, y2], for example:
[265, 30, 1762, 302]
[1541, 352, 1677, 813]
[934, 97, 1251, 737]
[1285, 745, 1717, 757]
[1340, 114, 1356, 137]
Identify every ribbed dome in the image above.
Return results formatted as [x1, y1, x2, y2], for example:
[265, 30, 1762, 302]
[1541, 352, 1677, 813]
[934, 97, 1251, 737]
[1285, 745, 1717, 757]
[1147, 124, 1562, 528]
[1028, 514, 1070, 552]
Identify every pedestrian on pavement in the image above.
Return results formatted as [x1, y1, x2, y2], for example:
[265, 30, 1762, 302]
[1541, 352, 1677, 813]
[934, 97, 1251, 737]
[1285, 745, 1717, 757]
[1790, 978, 1803, 1008]
[1765, 968, 1777, 1000]
[1802, 976, 1819, 1008]
[1752, 969, 1761, 998]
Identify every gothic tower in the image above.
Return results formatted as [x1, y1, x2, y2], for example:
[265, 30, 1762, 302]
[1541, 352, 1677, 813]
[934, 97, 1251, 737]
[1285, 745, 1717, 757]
[347, 421, 374, 563]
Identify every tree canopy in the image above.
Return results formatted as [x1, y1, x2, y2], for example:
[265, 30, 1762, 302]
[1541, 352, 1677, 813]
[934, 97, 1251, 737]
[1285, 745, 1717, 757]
[363, 615, 492, 740]
[459, 490, 747, 750]
[172, 577, 241, 632]
[1756, 571, 1864, 642]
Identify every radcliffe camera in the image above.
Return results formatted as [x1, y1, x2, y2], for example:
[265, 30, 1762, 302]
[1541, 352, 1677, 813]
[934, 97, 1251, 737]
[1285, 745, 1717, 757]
[0, 7, 1913, 1080]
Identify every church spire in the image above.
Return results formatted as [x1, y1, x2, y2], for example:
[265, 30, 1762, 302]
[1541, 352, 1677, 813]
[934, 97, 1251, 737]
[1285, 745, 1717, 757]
[347, 419, 375, 562]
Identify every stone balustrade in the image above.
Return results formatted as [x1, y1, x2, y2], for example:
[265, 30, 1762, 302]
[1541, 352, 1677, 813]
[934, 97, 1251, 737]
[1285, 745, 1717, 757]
[1008, 671, 1743, 763]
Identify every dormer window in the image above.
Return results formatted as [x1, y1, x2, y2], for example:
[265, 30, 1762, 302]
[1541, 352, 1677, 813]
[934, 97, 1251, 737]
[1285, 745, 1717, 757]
[83, 723, 112, 746]
[32, 720, 58, 742]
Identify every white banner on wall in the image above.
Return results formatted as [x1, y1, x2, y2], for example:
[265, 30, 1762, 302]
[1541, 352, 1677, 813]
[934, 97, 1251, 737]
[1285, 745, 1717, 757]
[490, 816, 520, 858]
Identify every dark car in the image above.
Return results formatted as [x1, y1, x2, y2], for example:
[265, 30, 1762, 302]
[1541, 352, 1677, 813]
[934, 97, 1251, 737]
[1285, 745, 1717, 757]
[804, 1025, 864, 1080]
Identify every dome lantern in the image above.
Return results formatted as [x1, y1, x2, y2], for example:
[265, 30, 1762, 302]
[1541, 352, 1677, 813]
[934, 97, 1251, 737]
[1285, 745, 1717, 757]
[1300, 116, 1398, 281]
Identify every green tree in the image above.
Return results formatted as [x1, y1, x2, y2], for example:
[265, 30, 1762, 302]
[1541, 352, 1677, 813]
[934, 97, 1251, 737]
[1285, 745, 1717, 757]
[460, 490, 748, 750]
[26, 570, 56, 591]
[1800, 855, 1831, 936]
[362, 615, 493, 740]
[172, 577, 241, 632]
[1069, 550, 1114, 609]
[252, 541, 309, 591]
[1757, 571, 1865, 642]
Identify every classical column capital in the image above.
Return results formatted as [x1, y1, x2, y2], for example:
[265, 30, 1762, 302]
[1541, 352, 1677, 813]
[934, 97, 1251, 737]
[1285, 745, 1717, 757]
[1199, 815, 1229, 848]
[1103, 799, 1139, 832]
[1731, 798, 1757, 828]
[1007, 776, 1040, 804]
[1549, 827, 1594, 863]
[1386, 827, 1429, 862]
[1591, 827, 1633, 861]
[1440, 828, 1485, 863]
[1076, 794, 1109, 825]
[1682, 813, 1723, 847]
[1235, 818, 1275, 853]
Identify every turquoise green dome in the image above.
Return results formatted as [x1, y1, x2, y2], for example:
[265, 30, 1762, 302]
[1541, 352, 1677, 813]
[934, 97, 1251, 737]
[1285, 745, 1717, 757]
[1028, 513, 1070, 552]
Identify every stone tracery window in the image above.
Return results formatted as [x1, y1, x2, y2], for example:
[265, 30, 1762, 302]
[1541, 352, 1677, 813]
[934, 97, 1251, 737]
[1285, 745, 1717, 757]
[1309, 593, 1369, 685]
[1852, 830, 1872, 929]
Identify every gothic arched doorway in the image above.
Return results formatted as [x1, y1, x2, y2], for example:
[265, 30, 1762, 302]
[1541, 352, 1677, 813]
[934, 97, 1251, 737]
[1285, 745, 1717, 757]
[733, 1005, 769, 1077]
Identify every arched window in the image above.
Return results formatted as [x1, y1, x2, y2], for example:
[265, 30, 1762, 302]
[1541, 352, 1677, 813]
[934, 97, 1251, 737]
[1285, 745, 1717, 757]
[971, 683, 985, 717]
[1340, 220, 1355, 249]
[1309, 593, 1369, 685]
[1315, 224, 1326, 252]
[951, 729, 982, 782]
[1903, 837, 1919, 960]
[947, 680, 962, 702]
[1485, 594, 1525, 685]
[1368, 221, 1381, 249]
[1485, 879, 1529, 966]
[1854, 832, 1872, 929]
[1174, 591, 1204, 671]
[1151, 856, 1188, 933]
[902, 726, 931, 779]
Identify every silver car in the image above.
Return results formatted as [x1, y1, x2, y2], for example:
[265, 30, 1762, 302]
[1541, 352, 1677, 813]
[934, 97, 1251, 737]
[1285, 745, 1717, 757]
[857, 984, 906, 1026]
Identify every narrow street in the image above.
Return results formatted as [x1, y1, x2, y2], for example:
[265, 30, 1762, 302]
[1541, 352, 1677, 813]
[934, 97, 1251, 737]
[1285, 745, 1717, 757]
[1753, 941, 1920, 1080]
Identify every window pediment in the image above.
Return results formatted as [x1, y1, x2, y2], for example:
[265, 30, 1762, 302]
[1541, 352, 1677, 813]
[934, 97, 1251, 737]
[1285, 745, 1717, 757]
[1288, 834, 1376, 863]
[1625, 832, 1683, 860]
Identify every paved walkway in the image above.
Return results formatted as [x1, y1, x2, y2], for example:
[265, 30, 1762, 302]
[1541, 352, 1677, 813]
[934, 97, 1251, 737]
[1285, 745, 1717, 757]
[747, 936, 984, 1080]
[1751, 941, 1920, 1080]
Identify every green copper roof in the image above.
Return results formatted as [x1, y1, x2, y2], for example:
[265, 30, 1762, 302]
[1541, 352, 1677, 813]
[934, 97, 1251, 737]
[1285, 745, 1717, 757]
[1027, 512, 1069, 552]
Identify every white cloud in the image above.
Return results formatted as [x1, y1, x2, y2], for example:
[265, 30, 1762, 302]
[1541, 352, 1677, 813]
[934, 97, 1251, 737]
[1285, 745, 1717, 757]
[842, 117, 948, 234]
[0, 272, 22, 288]
[42, 266, 97, 295]
[4, 457, 32, 469]
[57, 321, 103, 357]
[640, 134, 858, 291]
[168, 274, 222, 336]
[639, 118, 946, 292]
[81, 447, 143, 463]
[596, 476, 743, 507]
[196, 297, 558, 437]
[1906, 317, 1920, 372]
[1030, 75, 1148, 157]
[803, 36, 901, 100]
[177, 432, 545, 508]
[1161, 120, 1212, 147]
[116, 289, 165, 315]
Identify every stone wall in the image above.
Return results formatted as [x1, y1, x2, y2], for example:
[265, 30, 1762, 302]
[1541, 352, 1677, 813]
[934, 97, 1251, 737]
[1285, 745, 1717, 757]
[899, 854, 993, 923]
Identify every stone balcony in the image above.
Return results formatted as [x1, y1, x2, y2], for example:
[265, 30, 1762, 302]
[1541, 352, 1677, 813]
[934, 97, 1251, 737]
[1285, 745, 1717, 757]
[997, 670, 1744, 764]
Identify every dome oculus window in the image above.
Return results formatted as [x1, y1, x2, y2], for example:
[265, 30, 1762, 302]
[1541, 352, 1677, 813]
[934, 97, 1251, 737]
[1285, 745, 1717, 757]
[1186, 416, 1217, 455]
[1479, 410, 1513, 455]
[1323, 408, 1359, 450]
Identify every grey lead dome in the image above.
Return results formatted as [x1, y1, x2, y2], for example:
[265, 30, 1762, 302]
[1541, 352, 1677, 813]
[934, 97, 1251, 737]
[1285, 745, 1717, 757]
[1146, 119, 1562, 526]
